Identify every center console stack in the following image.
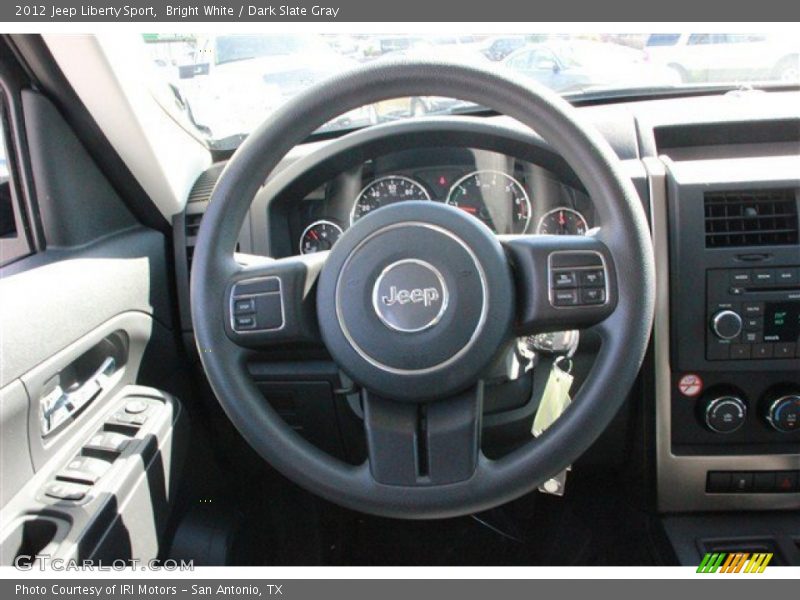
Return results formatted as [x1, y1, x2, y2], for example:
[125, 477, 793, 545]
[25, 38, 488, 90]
[649, 118, 800, 516]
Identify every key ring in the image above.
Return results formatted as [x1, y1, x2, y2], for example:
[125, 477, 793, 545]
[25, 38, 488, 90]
[554, 355, 573, 375]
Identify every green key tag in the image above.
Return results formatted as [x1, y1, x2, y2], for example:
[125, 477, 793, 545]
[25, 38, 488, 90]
[532, 358, 574, 438]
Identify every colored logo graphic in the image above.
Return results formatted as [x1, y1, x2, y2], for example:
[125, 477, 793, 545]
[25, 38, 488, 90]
[697, 552, 772, 573]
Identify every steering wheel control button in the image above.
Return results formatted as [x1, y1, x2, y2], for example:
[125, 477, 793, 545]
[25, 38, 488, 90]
[579, 269, 605, 287]
[552, 270, 577, 288]
[230, 276, 285, 333]
[703, 395, 747, 434]
[372, 259, 448, 333]
[580, 287, 606, 304]
[233, 298, 256, 315]
[44, 481, 89, 502]
[234, 315, 257, 330]
[553, 289, 579, 306]
[57, 456, 112, 485]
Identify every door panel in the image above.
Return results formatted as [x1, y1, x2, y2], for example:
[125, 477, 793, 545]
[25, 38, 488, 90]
[0, 51, 188, 566]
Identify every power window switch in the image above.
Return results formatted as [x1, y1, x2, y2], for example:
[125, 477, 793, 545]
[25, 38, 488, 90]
[111, 411, 148, 427]
[84, 431, 131, 455]
[44, 481, 90, 501]
[57, 456, 112, 485]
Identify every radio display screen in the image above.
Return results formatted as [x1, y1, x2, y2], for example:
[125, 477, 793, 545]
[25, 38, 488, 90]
[763, 302, 800, 342]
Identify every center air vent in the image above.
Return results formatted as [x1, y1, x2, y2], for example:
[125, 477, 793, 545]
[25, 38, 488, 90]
[704, 189, 799, 248]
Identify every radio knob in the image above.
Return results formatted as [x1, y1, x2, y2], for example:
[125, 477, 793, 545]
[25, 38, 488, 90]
[766, 395, 800, 433]
[711, 310, 743, 340]
[704, 395, 747, 434]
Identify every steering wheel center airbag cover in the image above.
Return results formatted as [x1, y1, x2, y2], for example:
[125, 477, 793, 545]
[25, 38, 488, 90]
[317, 201, 514, 401]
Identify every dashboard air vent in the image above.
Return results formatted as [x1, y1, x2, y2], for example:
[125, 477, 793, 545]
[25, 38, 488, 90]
[187, 162, 225, 203]
[704, 189, 798, 248]
[185, 212, 203, 239]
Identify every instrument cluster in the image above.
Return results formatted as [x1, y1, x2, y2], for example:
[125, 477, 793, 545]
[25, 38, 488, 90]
[290, 148, 594, 256]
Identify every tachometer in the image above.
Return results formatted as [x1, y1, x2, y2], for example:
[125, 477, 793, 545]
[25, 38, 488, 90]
[536, 207, 589, 236]
[299, 220, 343, 255]
[446, 170, 531, 234]
[350, 175, 431, 225]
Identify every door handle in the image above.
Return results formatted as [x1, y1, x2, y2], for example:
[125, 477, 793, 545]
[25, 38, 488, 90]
[40, 356, 116, 435]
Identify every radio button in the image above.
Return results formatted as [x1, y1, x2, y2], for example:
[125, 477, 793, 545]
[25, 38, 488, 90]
[730, 344, 751, 359]
[742, 331, 762, 344]
[707, 339, 731, 360]
[752, 343, 774, 359]
[774, 268, 798, 285]
[752, 270, 775, 286]
[729, 270, 752, 285]
[743, 317, 762, 331]
[742, 302, 764, 317]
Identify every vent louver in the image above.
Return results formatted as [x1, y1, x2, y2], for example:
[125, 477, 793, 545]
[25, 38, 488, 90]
[187, 162, 225, 203]
[704, 189, 798, 249]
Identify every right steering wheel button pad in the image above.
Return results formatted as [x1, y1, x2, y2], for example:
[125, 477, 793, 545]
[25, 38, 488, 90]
[549, 252, 609, 308]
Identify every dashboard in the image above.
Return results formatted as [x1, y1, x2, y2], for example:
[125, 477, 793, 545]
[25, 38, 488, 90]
[280, 147, 594, 258]
[176, 91, 800, 526]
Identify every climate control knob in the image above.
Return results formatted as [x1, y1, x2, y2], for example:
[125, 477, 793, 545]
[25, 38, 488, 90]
[766, 395, 800, 433]
[711, 310, 743, 340]
[704, 395, 747, 434]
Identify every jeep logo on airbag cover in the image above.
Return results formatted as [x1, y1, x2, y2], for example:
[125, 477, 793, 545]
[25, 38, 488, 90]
[372, 259, 449, 332]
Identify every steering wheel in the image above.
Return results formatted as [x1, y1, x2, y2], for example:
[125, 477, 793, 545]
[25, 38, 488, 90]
[190, 60, 655, 519]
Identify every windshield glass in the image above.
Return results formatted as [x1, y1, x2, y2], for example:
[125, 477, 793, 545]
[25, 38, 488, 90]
[141, 33, 800, 148]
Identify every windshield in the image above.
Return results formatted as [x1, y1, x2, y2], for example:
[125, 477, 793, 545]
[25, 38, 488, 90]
[141, 33, 800, 148]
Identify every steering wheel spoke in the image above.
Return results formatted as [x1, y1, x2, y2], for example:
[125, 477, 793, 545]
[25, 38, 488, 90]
[224, 252, 326, 349]
[502, 233, 618, 335]
[363, 384, 483, 487]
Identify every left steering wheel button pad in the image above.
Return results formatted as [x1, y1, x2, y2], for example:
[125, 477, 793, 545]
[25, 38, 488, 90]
[230, 276, 285, 333]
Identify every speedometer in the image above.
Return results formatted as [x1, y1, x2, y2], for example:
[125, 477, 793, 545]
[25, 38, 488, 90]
[446, 170, 531, 234]
[350, 175, 431, 225]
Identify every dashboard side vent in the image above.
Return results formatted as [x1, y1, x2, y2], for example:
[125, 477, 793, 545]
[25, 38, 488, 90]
[184, 212, 203, 269]
[185, 212, 203, 239]
[187, 162, 225, 203]
[704, 189, 799, 248]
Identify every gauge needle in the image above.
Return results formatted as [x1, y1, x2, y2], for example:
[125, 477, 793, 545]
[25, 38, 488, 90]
[458, 206, 478, 214]
[308, 230, 319, 240]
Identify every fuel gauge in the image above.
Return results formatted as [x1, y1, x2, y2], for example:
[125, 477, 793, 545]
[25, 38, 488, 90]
[536, 208, 589, 236]
[299, 220, 343, 255]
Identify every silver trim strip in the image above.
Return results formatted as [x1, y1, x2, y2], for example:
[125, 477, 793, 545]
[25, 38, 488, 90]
[645, 156, 800, 513]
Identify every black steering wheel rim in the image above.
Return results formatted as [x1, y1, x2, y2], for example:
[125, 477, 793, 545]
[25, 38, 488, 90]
[190, 59, 655, 519]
